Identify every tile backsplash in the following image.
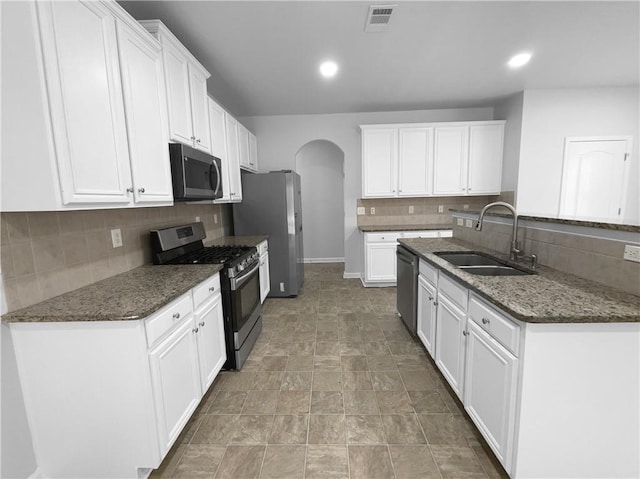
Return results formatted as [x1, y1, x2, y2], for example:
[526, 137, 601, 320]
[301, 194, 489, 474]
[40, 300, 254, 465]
[1, 204, 231, 312]
[452, 213, 640, 296]
[357, 196, 499, 227]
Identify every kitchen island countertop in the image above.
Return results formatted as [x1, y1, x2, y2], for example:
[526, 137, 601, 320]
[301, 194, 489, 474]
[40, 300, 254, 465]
[2, 264, 223, 323]
[400, 237, 640, 323]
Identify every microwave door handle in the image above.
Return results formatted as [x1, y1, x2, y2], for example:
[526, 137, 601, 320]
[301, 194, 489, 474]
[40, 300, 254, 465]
[212, 160, 221, 195]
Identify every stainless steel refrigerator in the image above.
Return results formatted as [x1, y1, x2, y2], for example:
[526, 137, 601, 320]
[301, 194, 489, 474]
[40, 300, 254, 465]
[233, 170, 304, 297]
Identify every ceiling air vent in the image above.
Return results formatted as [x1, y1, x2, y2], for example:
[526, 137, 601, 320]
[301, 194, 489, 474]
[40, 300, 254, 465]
[364, 4, 396, 32]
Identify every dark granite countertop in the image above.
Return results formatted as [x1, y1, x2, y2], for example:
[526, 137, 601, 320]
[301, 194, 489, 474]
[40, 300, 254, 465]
[206, 235, 268, 247]
[2, 264, 223, 323]
[359, 224, 452, 232]
[449, 209, 640, 233]
[399, 237, 640, 324]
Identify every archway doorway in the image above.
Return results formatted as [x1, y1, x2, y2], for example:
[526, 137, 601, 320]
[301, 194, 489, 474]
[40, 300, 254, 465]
[295, 140, 345, 263]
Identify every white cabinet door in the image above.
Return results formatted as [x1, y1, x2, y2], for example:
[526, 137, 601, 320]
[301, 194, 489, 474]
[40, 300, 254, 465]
[209, 98, 231, 202]
[37, 0, 132, 205]
[464, 320, 517, 472]
[433, 126, 468, 196]
[248, 132, 258, 172]
[362, 128, 398, 197]
[398, 127, 432, 196]
[195, 297, 226, 392]
[435, 294, 467, 399]
[260, 251, 271, 303]
[188, 65, 212, 154]
[116, 20, 172, 204]
[149, 317, 201, 455]
[224, 114, 242, 201]
[365, 243, 397, 282]
[238, 123, 251, 170]
[467, 124, 504, 195]
[161, 36, 193, 146]
[417, 275, 437, 357]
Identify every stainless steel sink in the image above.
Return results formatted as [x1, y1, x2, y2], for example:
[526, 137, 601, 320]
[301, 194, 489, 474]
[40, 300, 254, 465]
[458, 265, 531, 276]
[434, 251, 534, 276]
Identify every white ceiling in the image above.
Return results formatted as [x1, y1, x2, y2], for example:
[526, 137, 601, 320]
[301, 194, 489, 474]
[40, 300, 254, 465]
[118, 1, 640, 117]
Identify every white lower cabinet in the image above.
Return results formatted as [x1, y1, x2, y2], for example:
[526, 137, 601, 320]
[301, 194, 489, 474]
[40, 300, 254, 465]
[149, 315, 201, 455]
[417, 275, 437, 357]
[434, 293, 467, 399]
[8, 273, 225, 478]
[463, 319, 518, 472]
[258, 240, 271, 303]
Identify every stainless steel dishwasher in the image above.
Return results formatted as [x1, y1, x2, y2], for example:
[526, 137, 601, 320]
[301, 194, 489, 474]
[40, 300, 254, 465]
[396, 244, 418, 335]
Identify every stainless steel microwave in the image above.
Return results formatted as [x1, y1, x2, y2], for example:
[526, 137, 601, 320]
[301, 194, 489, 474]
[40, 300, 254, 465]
[169, 143, 223, 200]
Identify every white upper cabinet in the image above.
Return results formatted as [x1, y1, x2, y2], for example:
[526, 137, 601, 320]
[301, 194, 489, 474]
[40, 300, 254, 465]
[362, 128, 398, 197]
[116, 19, 173, 204]
[209, 97, 242, 203]
[37, 0, 133, 205]
[362, 121, 504, 199]
[238, 123, 251, 170]
[248, 132, 259, 172]
[1, 0, 174, 211]
[224, 113, 243, 202]
[141, 20, 212, 155]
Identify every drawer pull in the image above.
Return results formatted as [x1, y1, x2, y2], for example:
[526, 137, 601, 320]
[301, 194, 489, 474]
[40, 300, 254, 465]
[481, 318, 490, 325]
[173, 312, 180, 320]
[209, 286, 215, 292]
[199, 321, 205, 328]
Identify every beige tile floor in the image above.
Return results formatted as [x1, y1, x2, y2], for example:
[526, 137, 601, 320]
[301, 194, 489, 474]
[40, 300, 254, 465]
[150, 264, 509, 479]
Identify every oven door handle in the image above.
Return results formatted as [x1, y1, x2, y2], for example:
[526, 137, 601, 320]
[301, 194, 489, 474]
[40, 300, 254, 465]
[230, 262, 260, 290]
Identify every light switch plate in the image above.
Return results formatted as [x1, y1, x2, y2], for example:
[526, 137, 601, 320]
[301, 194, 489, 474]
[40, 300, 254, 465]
[623, 245, 640, 263]
[465, 219, 473, 228]
[438, 205, 444, 213]
[357, 207, 365, 215]
[463, 204, 469, 210]
[195, 216, 201, 223]
[214, 214, 218, 224]
[110, 228, 123, 248]
[408, 205, 414, 214]
[457, 218, 464, 226]
[370, 207, 376, 215]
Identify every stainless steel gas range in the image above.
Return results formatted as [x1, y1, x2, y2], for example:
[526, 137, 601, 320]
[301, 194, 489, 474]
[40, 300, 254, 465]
[150, 222, 262, 370]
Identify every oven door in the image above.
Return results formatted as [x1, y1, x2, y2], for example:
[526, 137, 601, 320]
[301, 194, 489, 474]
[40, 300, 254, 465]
[229, 261, 261, 346]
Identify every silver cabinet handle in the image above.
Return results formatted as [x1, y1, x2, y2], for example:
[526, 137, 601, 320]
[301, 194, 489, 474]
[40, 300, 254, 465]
[126, 187, 134, 193]
[192, 327, 199, 334]
[199, 321, 205, 328]
[190, 136, 196, 140]
[428, 296, 433, 301]
[173, 312, 180, 320]
[482, 318, 490, 325]
[209, 286, 215, 292]
[138, 187, 145, 193]
[462, 329, 469, 336]
[196, 139, 201, 143]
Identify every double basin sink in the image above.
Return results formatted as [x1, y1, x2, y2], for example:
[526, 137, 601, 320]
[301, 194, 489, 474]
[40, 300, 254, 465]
[434, 252, 534, 276]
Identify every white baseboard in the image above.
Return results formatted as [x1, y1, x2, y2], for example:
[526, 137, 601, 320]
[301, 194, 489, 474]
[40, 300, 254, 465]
[343, 272, 361, 280]
[303, 258, 344, 264]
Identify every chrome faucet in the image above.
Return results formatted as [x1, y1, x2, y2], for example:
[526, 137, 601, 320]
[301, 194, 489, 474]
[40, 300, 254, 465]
[475, 202, 521, 261]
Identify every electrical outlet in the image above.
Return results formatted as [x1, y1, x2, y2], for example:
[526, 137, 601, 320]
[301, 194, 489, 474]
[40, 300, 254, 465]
[438, 205, 444, 213]
[465, 219, 473, 228]
[357, 207, 365, 215]
[463, 204, 469, 210]
[408, 205, 414, 214]
[195, 216, 201, 223]
[457, 218, 464, 226]
[110, 228, 123, 248]
[370, 207, 376, 215]
[214, 214, 218, 224]
[623, 245, 640, 263]
[280, 282, 285, 292]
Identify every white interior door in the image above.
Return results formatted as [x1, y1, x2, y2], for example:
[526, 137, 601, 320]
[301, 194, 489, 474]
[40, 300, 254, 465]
[559, 137, 632, 222]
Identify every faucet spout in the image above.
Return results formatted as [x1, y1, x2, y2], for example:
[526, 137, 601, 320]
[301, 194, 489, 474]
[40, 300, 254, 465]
[475, 202, 520, 261]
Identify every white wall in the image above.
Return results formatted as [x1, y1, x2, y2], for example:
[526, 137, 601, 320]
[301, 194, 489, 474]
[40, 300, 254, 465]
[295, 140, 345, 262]
[516, 87, 639, 224]
[494, 92, 524, 194]
[240, 107, 494, 275]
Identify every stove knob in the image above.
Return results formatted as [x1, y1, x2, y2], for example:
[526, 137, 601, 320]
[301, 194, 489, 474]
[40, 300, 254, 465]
[237, 264, 245, 272]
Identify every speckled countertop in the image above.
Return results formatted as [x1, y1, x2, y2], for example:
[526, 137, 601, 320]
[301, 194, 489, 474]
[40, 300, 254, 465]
[399, 237, 640, 324]
[2, 264, 223, 323]
[205, 235, 268, 247]
[359, 224, 452, 232]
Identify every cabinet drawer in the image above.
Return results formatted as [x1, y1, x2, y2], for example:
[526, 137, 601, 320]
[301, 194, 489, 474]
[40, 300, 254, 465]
[438, 273, 468, 311]
[468, 295, 520, 356]
[402, 231, 440, 239]
[419, 259, 438, 286]
[365, 232, 401, 243]
[193, 274, 221, 310]
[257, 240, 268, 255]
[145, 293, 194, 347]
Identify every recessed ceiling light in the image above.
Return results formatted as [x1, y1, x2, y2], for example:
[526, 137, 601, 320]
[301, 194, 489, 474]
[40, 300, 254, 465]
[319, 61, 338, 78]
[508, 52, 532, 68]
